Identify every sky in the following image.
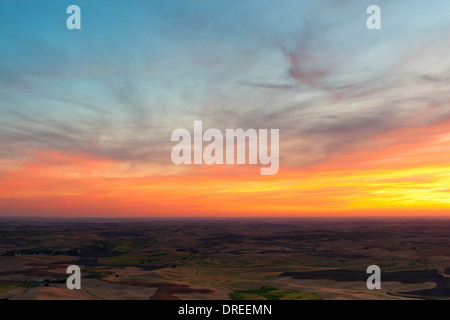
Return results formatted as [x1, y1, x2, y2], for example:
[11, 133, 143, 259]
[1, 0, 450, 217]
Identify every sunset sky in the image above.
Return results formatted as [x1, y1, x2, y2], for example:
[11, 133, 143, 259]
[1, 0, 450, 217]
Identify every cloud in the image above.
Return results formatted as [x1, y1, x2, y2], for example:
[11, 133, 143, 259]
[239, 81, 297, 90]
[2, 0, 450, 179]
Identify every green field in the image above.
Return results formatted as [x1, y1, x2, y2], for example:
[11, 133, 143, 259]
[230, 286, 322, 300]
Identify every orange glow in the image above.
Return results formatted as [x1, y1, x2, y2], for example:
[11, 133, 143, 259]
[1, 120, 450, 217]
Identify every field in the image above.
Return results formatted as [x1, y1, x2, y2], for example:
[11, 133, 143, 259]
[1, 217, 450, 300]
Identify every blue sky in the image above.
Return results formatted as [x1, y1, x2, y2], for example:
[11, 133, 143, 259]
[3, 1, 450, 216]
[1, 0, 450, 166]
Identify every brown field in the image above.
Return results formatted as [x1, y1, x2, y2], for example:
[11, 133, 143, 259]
[1, 217, 450, 300]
